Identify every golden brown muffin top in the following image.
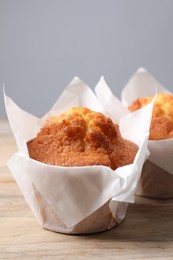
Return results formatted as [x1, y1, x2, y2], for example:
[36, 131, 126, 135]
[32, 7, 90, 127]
[129, 93, 173, 140]
[27, 107, 138, 170]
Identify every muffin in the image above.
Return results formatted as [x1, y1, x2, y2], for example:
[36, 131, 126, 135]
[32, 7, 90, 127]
[129, 93, 173, 140]
[26, 107, 138, 234]
[6, 75, 152, 235]
[129, 93, 173, 198]
[27, 107, 138, 170]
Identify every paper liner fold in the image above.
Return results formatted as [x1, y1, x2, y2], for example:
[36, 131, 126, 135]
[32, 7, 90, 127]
[34, 184, 128, 234]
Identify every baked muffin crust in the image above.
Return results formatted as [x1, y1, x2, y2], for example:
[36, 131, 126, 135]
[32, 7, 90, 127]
[129, 93, 173, 140]
[27, 107, 138, 169]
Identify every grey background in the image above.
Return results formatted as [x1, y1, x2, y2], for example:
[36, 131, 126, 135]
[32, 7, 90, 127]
[1, 0, 173, 118]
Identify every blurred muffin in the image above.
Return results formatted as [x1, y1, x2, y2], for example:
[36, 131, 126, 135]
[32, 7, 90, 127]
[129, 93, 173, 140]
[27, 107, 138, 170]
[129, 93, 173, 199]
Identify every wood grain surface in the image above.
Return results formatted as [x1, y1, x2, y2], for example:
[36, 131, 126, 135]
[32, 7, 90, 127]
[1, 119, 173, 260]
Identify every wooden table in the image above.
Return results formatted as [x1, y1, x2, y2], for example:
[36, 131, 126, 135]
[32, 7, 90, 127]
[1, 119, 173, 260]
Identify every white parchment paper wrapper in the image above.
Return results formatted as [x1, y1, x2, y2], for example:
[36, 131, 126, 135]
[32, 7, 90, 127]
[5, 77, 154, 233]
[121, 67, 173, 175]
